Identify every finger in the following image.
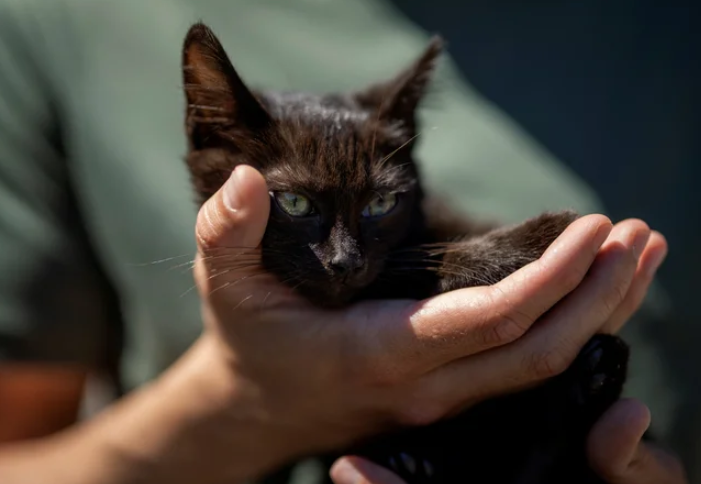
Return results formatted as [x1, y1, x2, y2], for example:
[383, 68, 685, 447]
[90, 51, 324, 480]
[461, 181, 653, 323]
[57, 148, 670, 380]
[425, 219, 646, 407]
[374, 215, 613, 372]
[331, 457, 407, 484]
[588, 399, 687, 484]
[193, 165, 273, 301]
[195, 164, 270, 254]
[602, 230, 668, 333]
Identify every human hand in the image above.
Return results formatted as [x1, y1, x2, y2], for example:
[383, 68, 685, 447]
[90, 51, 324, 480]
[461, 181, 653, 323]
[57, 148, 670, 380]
[587, 398, 687, 484]
[329, 398, 687, 484]
[184, 164, 664, 481]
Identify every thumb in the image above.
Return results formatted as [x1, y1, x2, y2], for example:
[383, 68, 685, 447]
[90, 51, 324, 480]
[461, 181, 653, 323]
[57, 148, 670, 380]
[331, 457, 406, 484]
[195, 164, 270, 254]
[587, 399, 687, 484]
[194, 165, 305, 310]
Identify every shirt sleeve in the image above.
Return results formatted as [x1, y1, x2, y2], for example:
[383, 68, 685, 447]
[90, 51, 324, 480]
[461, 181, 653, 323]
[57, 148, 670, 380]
[0, 2, 121, 367]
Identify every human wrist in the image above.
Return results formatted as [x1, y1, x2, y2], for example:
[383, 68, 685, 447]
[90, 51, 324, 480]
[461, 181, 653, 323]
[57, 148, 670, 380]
[78, 334, 292, 484]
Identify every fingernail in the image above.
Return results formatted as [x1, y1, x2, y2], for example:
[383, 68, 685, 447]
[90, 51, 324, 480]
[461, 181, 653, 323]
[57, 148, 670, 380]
[592, 220, 613, 250]
[223, 166, 242, 211]
[331, 460, 363, 484]
[631, 228, 651, 260]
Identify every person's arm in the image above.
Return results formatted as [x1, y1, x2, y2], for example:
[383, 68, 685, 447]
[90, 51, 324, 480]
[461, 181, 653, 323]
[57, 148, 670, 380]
[0, 367, 87, 442]
[0, 335, 283, 484]
[0, 33, 278, 479]
[0, 0, 120, 451]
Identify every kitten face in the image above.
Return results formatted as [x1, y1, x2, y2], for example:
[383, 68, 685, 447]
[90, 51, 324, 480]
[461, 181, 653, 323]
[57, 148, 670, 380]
[182, 23, 441, 306]
[258, 95, 421, 305]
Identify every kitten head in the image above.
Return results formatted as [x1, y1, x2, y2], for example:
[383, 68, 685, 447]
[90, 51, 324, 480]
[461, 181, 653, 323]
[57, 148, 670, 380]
[182, 22, 442, 306]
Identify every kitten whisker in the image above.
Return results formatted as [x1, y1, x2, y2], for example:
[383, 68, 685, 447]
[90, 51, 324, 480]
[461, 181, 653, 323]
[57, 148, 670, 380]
[188, 115, 231, 124]
[129, 253, 196, 266]
[179, 267, 232, 298]
[208, 280, 232, 296]
[375, 132, 421, 171]
[205, 269, 291, 299]
[232, 294, 254, 311]
[369, 100, 383, 163]
[289, 278, 307, 293]
[179, 262, 271, 299]
[381, 161, 413, 176]
[188, 104, 226, 112]
[182, 83, 232, 95]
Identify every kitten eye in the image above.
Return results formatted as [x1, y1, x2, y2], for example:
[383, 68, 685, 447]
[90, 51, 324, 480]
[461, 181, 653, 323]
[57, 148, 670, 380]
[362, 193, 398, 218]
[273, 192, 314, 217]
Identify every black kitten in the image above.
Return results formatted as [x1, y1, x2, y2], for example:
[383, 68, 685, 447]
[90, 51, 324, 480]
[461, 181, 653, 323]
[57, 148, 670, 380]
[181, 23, 630, 484]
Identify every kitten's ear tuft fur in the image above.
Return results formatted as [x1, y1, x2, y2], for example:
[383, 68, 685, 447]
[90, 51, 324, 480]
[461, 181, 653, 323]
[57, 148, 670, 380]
[355, 35, 444, 134]
[182, 22, 271, 150]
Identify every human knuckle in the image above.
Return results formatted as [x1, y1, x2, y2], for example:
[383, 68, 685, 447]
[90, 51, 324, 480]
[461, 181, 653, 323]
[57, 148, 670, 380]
[602, 280, 629, 316]
[486, 288, 531, 345]
[558, 267, 584, 294]
[195, 204, 219, 249]
[527, 345, 573, 379]
[489, 311, 530, 346]
[609, 246, 639, 281]
[392, 394, 446, 427]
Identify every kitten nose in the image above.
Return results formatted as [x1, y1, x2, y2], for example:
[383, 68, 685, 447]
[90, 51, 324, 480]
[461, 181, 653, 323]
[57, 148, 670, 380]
[330, 255, 364, 277]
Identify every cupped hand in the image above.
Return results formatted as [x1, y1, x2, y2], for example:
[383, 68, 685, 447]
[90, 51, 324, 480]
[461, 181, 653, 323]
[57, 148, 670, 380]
[330, 399, 687, 484]
[191, 164, 665, 475]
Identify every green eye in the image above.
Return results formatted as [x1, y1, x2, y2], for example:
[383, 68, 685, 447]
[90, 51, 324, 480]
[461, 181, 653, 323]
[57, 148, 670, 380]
[274, 192, 313, 217]
[362, 193, 398, 218]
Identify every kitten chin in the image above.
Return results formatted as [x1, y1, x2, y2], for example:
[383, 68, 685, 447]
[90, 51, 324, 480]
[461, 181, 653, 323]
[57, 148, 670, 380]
[294, 278, 374, 308]
[297, 284, 357, 308]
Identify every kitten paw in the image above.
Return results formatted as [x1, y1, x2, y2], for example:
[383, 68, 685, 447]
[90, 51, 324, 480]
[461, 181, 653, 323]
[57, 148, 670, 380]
[386, 452, 436, 483]
[568, 334, 629, 409]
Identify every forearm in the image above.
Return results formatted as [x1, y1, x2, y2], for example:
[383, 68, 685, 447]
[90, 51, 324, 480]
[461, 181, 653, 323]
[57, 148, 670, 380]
[0, 336, 285, 484]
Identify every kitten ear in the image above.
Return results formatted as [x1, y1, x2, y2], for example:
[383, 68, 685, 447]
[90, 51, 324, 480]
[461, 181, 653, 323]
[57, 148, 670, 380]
[182, 22, 272, 150]
[355, 36, 443, 133]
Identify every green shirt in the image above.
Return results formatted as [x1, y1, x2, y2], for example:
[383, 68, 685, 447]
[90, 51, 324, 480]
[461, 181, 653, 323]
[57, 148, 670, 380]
[0, 0, 684, 479]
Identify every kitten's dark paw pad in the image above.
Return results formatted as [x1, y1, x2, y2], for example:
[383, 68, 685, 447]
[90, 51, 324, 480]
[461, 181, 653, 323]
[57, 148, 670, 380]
[387, 452, 435, 483]
[569, 335, 629, 407]
[588, 373, 607, 393]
